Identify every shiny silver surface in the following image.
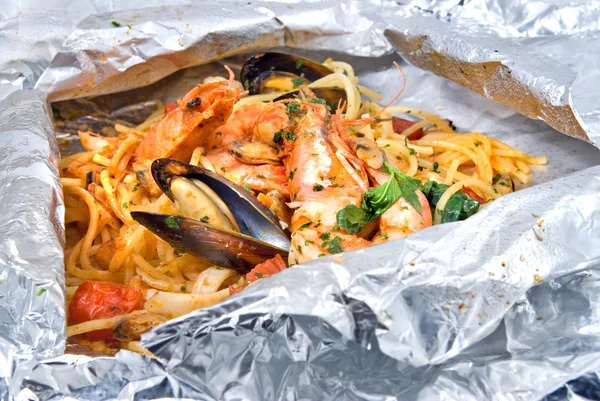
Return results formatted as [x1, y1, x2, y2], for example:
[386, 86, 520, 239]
[1, 1, 599, 400]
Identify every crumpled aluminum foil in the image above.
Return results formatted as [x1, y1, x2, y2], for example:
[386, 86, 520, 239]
[2, 0, 600, 400]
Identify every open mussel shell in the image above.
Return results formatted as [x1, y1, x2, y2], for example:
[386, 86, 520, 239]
[130, 212, 288, 274]
[241, 52, 333, 95]
[274, 87, 347, 112]
[151, 158, 291, 250]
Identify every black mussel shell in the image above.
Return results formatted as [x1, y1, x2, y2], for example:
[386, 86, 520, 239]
[151, 158, 290, 250]
[130, 212, 288, 274]
[240, 52, 333, 95]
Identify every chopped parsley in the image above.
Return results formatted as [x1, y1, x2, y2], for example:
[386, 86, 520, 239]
[165, 216, 180, 229]
[292, 77, 306, 87]
[286, 102, 301, 116]
[432, 162, 440, 173]
[221, 167, 226, 172]
[299, 222, 312, 230]
[257, 174, 265, 179]
[200, 215, 209, 223]
[379, 232, 389, 239]
[295, 59, 305, 69]
[242, 185, 253, 194]
[474, 141, 482, 147]
[285, 131, 297, 141]
[112, 21, 121, 27]
[180, 285, 186, 292]
[319, 232, 330, 240]
[322, 236, 343, 254]
[122, 202, 128, 209]
[36, 288, 46, 296]
[255, 272, 264, 278]
[492, 173, 502, 185]
[297, 245, 303, 254]
[289, 169, 297, 180]
[313, 184, 324, 191]
[132, 185, 139, 192]
[273, 129, 284, 143]
[305, 240, 314, 246]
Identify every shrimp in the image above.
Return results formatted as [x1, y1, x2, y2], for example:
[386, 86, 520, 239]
[133, 67, 242, 194]
[279, 98, 370, 265]
[332, 121, 433, 244]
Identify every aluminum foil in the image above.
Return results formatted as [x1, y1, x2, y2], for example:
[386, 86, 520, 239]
[2, 0, 600, 400]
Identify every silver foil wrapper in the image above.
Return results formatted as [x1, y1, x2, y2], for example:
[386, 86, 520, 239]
[2, 0, 600, 400]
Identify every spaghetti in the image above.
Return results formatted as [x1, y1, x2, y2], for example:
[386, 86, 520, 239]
[60, 55, 546, 355]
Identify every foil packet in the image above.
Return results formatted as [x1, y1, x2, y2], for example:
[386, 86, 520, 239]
[1, 0, 600, 400]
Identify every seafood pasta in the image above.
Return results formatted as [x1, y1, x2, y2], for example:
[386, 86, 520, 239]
[59, 53, 546, 355]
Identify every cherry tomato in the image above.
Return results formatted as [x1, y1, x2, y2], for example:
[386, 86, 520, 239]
[164, 103, 178, 114]
[461, 187, 487, 204]
[69, 281, 144, 340]
[392, 117, 424, 140]
[230, 254, 287, 294]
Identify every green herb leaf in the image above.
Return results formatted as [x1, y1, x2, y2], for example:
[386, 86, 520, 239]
[319, 232, 330, 240]
[305, 240, 314, 246]
[313, 184, 324, 192]
[273, 129, 284, 143]
[292, 77, 306, 88]
[165, 216, 179, 229]
[200, 215, 209, 223]
[112, 21, 121, 27]
[361, 175, 402, 220]
[286, 102, 301, 116]
[180, 285, 186, 292]
[289, 168, 296, 180]
[422, 181, 480, 223]
[132, 185, 139, 192]
[122, 202, 128, 209]
[255, 272, 264, 278]
[295, 59, 305, 69]
[36, 288, 46, 296]
[335, 205, 367, 234]
[322, 236, 343, 254]
[432, 162, 440, 173]
[299, 222, 312, 230]
[297, 245, 303, 254]
[492, 173, 502, 185]
[285, 131, 297, 141]
[242, 185, 253, 194]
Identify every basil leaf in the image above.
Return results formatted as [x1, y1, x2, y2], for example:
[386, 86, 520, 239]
[336, 205, 367, 234]
[422, 181, 480, 223]
[362, 174, 402, 220]
[382, 161, 422, 214]
[422, 181, 449, 209]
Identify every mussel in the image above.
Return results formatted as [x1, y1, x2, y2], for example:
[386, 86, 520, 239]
[240, 52, 347, 110]
[131, 159, 290, 274]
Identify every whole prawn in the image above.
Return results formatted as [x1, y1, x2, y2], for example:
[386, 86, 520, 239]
[133, 66, 242, 195]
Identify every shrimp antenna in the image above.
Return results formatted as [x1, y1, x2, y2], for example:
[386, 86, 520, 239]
[375, 61, 406, 117]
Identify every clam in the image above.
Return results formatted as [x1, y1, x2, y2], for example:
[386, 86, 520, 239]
[131, 159, 290, 273]
[240, 52, 347, 110]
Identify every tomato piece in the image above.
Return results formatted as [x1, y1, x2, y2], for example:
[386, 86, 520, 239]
[461, 187, 486, 204]
[164, 102, 178, 114]
[229, 254, 287, 295]
[69, 281, 144, 340]
[392, 117, 424, 140]
[246, 254, 287, 282]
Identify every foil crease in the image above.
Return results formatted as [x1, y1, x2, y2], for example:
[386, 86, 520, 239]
[0, 90, 65, 393]
[1, 0, 600, 400]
